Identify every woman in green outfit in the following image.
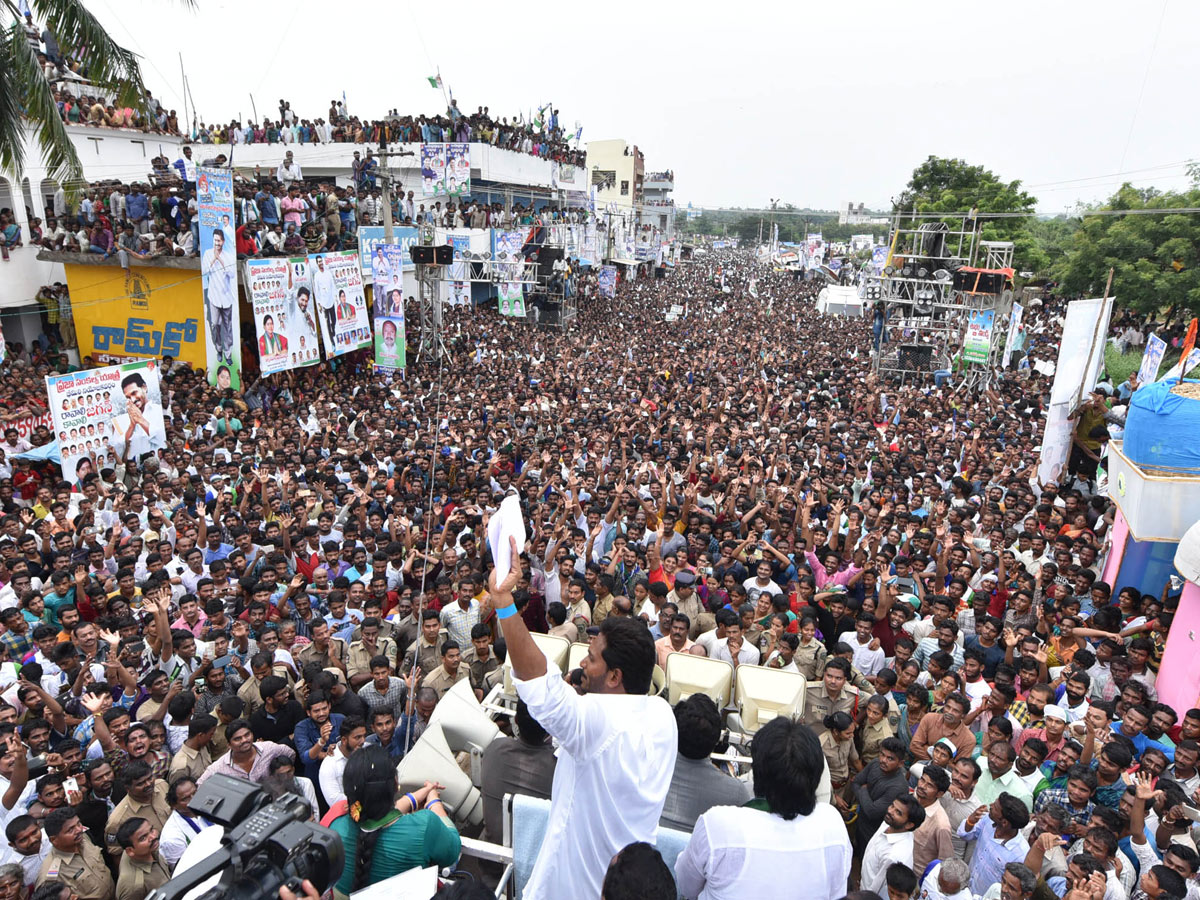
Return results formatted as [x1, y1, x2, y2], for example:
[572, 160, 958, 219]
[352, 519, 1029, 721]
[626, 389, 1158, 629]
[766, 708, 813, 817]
[326, 746, 462, 898]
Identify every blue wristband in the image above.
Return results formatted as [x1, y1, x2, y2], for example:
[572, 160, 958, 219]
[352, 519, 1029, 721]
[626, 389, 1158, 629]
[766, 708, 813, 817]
[405, 793, 417, 809]
[426, 798, 443, 809]
[495, 604, 517, 620]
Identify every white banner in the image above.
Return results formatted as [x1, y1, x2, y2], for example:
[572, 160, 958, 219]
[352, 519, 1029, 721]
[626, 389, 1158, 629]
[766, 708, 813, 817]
[1159, 347, 1200, 382]
[1002, 302, 1023, 369]
[1037, 296, 1114, 483]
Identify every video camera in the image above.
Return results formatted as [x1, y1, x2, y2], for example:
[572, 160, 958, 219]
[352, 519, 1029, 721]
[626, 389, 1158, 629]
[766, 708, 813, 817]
[146, 774, 343, 900]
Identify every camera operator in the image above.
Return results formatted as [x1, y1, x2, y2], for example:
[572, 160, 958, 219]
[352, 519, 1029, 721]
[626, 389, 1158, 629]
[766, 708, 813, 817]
[324, 746, 460, 898]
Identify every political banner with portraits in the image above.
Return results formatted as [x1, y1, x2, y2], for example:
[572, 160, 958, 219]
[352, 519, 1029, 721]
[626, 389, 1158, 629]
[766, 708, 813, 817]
[493, 229, 526, 317]
[1138, 333, 1167, 385]
[360, 226, 420, 279]
[47, 359, 166, 482]
[871, 245, 888, 274]
[963, 309, 995, 364]
[804, 233, 825, 270]
[372, 244, 408, 318]
[420, 144, 446, 196]
[448, 235, 471, 306]
[197, 165, 242, 390]
[598, 265, 617, 298]
[309, 250, 370, 359]
[374, 316, 406, 374]
[1160, 347, 1200, 383]
[444, 143, 470, 197]
[246, 258, 321, 374]
[420, 142, 469, 197]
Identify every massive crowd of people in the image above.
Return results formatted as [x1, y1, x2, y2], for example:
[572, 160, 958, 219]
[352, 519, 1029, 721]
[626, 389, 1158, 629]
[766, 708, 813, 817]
[0, 243, 1191, 900]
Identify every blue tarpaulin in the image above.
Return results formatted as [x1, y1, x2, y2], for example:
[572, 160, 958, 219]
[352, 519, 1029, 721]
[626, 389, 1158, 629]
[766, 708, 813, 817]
[14, 442, 60, 465]
[1124, 377, 1200, 473]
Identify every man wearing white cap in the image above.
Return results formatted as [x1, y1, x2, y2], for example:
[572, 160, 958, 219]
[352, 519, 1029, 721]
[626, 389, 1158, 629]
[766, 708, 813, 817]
[1015, 704, 1070, 764]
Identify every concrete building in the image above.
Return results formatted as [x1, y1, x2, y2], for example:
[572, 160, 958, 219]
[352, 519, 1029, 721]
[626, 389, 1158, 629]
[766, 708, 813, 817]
[585, 139, 677, 240]
[838, 202, 889, 226]
[0, 109, 576, 348]
[642, 169, 676, 241]
[586, 139, 643, 218]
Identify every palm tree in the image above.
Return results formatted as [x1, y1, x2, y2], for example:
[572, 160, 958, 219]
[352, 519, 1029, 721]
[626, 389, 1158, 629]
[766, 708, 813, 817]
[1, 0, 193, 198]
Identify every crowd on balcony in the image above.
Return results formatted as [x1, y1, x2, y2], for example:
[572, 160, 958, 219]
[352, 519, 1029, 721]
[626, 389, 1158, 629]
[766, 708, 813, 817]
[26, 6, 582, 165]
[186, 98, 585, 165]
[22, 11, 181, 136]
[18, 147, 593, 265]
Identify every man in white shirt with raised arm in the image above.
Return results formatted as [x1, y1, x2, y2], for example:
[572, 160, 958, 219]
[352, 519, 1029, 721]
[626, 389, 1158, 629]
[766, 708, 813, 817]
[489, 536, 677, 900]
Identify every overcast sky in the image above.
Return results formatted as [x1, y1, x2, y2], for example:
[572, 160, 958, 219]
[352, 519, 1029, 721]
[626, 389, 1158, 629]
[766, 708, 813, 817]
[87, 0, 1196, 214]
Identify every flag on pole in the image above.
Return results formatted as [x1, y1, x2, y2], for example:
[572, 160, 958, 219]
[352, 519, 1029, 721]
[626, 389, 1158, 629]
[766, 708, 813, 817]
[427, 75, 442, 89]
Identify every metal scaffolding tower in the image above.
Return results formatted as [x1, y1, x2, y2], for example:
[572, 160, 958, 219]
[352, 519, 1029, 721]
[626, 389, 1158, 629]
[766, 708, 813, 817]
[869, 214, 1014, 391]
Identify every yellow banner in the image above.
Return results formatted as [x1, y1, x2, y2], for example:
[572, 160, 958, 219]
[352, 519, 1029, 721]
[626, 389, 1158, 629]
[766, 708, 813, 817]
[65, 263, 208, 369]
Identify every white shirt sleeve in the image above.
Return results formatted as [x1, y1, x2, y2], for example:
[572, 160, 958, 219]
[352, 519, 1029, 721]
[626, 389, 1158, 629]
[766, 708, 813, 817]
[318, 754, 345, 808]
[675, 812, 715, 899]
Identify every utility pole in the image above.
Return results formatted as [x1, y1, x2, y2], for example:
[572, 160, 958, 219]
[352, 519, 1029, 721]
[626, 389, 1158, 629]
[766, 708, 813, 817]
[375, 147, 414, 242]
[179, 53, 188, 136]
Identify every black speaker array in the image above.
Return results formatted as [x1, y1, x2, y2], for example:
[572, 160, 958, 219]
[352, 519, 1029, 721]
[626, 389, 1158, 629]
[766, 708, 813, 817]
[410, 244, 454, 265]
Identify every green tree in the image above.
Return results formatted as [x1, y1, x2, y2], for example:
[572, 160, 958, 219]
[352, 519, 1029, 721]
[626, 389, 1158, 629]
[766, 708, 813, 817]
[1053, 183, 1200, 318]
[1025, 216, 1080, 276]
[731, 214, 766, 243]
[894, 156, 1044, 271]
[1, 0, 189, 197]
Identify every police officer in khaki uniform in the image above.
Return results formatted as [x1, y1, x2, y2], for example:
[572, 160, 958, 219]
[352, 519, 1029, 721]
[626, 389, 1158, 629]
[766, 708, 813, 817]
[103, 762, 170, 860]
[422, 640, 468, 700]
[167, 716, 215, 783]
[114, 817, 171, 900]
[346, 618, 398, 688]
[295, 621, 347, 671]
[400, 610, 446, 683]
[803, 657, 860, 736]
[37, 806, 115, 900]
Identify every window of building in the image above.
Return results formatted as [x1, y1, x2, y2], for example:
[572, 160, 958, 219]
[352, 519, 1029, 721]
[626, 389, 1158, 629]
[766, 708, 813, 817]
[620, 180, 629, 196]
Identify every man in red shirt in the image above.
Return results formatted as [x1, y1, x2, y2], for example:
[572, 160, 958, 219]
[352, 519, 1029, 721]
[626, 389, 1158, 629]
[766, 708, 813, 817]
[871, 582, 914, 658]
[12, 458, 41, 502]
[235, 223, 259, 257]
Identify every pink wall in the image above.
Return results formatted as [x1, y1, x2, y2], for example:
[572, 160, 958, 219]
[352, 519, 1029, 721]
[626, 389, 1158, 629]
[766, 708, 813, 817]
[1102, 509, 1129, 587]
[1158, 581, 1200, 717]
